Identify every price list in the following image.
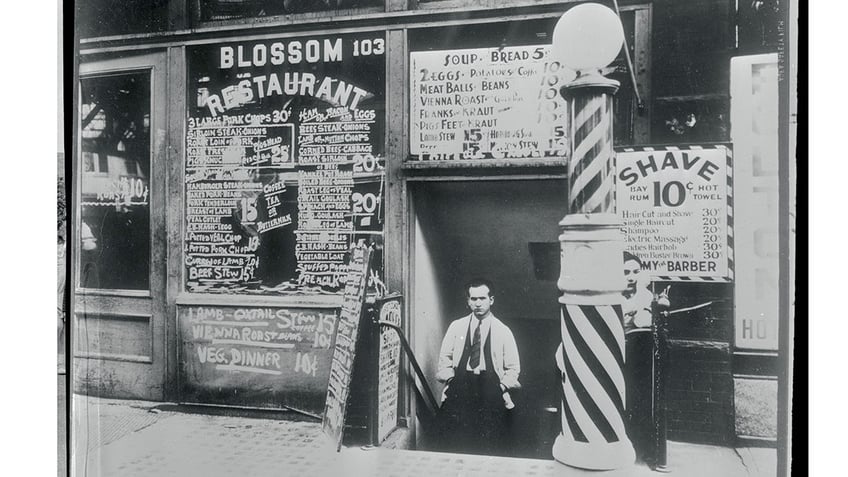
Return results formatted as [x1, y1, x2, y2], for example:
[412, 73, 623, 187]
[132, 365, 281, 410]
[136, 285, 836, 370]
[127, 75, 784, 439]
[184, 118, 295, 291]
[185, 32, 386, 295]
[410, 45, 572, 160]
[616, 146, 733, 280]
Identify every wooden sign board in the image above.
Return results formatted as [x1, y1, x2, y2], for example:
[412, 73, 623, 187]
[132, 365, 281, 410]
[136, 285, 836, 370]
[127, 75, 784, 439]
[409, 45, 571, 161]
[376, 294, 403, 443]
[178, 304, 338, 416]
[322, 244, 372, 450]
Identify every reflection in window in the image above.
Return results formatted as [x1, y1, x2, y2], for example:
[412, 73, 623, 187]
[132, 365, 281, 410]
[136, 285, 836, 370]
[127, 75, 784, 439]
[79, 73, 151, 290]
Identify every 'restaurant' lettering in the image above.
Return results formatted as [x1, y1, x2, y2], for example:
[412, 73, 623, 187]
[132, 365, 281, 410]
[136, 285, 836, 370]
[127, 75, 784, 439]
[205, 73, 370, 117]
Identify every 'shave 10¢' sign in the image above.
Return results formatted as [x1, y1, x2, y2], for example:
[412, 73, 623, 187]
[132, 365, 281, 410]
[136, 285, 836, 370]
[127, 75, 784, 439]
[616, 145, 734, 281]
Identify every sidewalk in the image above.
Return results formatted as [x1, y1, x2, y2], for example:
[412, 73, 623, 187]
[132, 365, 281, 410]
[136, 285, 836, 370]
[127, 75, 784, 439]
[71, 395, 776, 477]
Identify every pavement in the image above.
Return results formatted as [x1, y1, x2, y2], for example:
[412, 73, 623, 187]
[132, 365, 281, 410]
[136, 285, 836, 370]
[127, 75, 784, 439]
[67, 394, 777, 477]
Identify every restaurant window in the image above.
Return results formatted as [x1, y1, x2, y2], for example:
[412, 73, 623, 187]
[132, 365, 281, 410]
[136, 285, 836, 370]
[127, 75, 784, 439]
[198, 0, 382, 22]
[184, 33, 387, 295]
[78, 73, 151, 290]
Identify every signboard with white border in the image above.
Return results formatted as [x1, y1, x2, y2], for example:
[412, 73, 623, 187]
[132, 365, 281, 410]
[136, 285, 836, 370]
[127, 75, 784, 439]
[410, 45, 573, 161]
[616, 144, 734, 282]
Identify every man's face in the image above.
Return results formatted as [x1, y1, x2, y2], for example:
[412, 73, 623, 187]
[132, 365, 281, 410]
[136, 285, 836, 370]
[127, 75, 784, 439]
[467, 285, 494, 318]
[623, 259, 646, 294]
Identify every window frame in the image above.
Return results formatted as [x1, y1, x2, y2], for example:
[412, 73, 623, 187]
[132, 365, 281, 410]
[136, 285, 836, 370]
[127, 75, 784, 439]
[75, 53, 165, 297]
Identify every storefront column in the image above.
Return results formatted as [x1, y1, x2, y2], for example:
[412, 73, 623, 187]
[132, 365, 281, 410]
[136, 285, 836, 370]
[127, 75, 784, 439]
[551, 3, 634, 470]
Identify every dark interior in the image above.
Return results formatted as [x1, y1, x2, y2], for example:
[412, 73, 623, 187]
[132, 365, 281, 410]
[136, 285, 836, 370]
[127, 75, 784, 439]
[411, 179, 569, 459]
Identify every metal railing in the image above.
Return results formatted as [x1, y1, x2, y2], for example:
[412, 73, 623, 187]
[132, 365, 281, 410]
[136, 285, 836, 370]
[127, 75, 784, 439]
[377, 320, 440, 416]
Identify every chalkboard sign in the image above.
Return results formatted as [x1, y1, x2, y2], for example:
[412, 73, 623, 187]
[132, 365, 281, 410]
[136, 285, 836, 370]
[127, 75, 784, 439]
[185, 32, 386, 296]
[376, 294, 403, 443]
[178, 304, 338, 416]
[322, 243, 372, 450]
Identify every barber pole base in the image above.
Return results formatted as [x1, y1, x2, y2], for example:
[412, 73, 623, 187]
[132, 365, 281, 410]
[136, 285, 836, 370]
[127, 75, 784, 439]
[553, 302, 634, 470]
[553, 431, 635, 470]
[554, 214, 634, 470]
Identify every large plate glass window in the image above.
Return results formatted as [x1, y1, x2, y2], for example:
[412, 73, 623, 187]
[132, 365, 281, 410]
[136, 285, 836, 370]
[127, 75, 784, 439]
[185, 32, 387, 295]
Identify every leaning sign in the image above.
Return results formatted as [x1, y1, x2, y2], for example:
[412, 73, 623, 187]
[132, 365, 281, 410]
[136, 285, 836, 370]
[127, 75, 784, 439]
[322, 243, 372, 451]
[616, 145, 734, 281]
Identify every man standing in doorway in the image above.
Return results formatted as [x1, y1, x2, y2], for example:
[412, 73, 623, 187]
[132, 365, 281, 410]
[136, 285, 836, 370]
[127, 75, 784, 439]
[436, 278, 520, 455]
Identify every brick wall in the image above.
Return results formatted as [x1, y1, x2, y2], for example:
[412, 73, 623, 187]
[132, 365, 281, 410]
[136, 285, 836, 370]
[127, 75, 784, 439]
[661, 282, 735, 445]
[666, 341, 735, 445]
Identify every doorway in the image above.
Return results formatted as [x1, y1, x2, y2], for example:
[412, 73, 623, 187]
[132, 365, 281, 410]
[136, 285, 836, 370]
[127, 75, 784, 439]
[410, 179, 568, 459]
[73, 52, 169, 399]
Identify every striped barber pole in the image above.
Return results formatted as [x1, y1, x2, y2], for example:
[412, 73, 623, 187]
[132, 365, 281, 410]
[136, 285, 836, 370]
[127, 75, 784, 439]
[554, 302, 633, 469]
[568, 93, 616, 215]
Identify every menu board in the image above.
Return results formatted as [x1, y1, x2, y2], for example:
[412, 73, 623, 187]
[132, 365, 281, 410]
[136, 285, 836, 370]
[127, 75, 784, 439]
[178, 304, 338, 415]
[322, 244, 372, 450]
[185, 33, 385, 295]
[376, 295, 403, 443]
[616, 145, 734, 281]
[410, 45, 572, 161]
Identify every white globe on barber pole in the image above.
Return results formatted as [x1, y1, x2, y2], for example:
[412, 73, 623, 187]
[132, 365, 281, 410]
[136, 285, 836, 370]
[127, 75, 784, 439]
[552, 3, 624, 73]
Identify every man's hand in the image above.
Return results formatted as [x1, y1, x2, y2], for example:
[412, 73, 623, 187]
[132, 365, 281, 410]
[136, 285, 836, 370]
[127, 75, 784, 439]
[436, 367, 455, 383]
[502, 391, 515, 409]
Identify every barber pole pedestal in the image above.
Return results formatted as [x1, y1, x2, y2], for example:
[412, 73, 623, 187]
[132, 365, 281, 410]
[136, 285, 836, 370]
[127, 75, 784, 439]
[552, 73, 635, 470]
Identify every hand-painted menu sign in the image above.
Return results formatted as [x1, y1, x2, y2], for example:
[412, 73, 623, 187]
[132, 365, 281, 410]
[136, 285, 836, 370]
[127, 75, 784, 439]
[410, 45, 573, 161]
[616, 145, 734, 281]
[376, 295, 402, 443]
[178, 304, 338, 415]
[322, 244, 371, 450]
[185, 33, 385, 295]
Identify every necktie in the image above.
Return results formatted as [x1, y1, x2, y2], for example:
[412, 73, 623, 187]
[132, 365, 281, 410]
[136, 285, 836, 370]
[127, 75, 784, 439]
[470, 319, 481, 369]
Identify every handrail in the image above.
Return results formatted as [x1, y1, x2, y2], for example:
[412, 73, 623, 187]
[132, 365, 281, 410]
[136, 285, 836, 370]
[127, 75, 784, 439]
[377, 320, 440, 415]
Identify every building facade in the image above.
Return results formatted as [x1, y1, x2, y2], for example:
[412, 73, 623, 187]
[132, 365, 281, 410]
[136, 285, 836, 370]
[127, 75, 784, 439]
[70, 0, 789, 458]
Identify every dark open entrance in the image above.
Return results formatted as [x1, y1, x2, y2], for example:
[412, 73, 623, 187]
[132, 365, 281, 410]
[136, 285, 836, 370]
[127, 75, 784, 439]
[410, 179, 567, 459]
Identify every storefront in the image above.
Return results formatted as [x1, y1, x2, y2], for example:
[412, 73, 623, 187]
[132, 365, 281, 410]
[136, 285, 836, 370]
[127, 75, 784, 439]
[71, 0, 787, 458]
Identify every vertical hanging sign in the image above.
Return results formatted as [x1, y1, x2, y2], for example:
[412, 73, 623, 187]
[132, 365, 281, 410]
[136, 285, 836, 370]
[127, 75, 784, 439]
[731, 54, 779, 351]
[322, 243, 372, 450]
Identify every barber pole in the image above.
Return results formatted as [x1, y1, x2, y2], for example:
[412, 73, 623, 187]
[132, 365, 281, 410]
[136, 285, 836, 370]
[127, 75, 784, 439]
[568, 92, 615, 215]
[552, 73, 635, 469]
